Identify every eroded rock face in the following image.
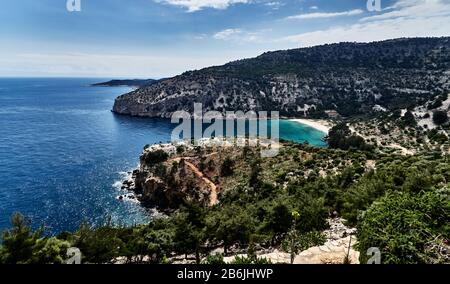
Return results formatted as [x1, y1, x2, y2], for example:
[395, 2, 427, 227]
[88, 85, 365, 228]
[132, 166, 185, 211]
[141, 177, 173, 209]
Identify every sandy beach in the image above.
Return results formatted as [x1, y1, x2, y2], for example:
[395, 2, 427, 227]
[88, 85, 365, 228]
[289, 119, 332, 134]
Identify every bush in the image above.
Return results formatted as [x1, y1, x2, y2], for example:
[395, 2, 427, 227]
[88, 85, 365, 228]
[327, 123, 373, 151]
[357, 190, 450, 264]
[143, 150, 169, 166]
[432, 110, 448, 125]
[202, 253, 225, 264]
[220, 157, 235, 177]
[230, 255, 272, 264]
[341, 176, 388, 225]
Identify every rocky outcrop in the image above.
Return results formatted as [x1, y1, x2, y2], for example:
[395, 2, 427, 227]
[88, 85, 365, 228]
[120, 141, 222, 211]
[293, 236, 359, 264]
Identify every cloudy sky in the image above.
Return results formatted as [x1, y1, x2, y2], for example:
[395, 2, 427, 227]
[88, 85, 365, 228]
[0, 0, 449, 77]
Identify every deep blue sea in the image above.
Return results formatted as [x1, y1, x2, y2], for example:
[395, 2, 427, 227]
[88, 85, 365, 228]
[0, 78, 326, 234]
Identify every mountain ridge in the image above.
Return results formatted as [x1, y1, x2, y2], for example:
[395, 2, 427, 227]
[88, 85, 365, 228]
[113, 37, 450, 118]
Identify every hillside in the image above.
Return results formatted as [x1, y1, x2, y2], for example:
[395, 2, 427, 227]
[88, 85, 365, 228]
[4, 138, 448, 264]
[113, 37, 450, 118]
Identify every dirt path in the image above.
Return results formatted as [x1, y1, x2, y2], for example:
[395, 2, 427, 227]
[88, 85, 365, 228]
[172, 157, 218, 206]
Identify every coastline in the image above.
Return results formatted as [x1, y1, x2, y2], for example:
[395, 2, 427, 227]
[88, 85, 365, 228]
[288, 118, 332, 134]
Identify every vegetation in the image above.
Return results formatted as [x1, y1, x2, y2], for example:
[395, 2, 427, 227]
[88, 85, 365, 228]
[433, 110, 449, 125]
[357, 190, 450, 264]
[220, 157, 235, 177]
[143, 149, 169, 166]
[327, 123, 373, 151]
[1, 140, 449, 264]
[0, 214, 69, 264]
[115, 38, 450, 119]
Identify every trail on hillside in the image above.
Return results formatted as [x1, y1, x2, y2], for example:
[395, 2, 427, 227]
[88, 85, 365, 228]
[172, 157, 218, 206]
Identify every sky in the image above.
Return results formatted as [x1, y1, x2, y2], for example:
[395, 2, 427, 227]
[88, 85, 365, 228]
[0, 0, 449, 78]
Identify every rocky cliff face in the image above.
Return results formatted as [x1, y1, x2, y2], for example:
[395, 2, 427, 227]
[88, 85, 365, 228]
[113, 37, 450, 118]
[121, 142, 225, 211]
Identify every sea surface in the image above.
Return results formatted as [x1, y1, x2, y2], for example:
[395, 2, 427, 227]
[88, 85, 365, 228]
[0, 78, 326, 234]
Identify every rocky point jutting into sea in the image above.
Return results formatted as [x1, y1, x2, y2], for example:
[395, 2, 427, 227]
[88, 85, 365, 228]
[119, 138, 276, 211]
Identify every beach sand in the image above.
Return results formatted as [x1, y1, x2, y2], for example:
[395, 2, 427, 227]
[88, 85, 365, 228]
[289, 119, 332, 134]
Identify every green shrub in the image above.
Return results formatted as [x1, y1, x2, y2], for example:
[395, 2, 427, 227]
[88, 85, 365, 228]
[230, 255, 272, 264]
[220, 157, 235, 177]
[202, 253, 225, 264]
[357, 190, 450, 264]
[143, 150, 169, 166]
[432, 110, 448, 125]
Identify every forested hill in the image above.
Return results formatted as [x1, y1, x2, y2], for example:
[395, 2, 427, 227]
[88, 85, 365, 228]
[113, 37, 450, 118]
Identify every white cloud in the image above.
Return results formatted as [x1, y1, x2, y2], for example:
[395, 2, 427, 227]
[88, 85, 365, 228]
[309, 6, 319, 10]
[360, 0, 450, 22]
[157, 0, 249, 12]
[264, 1, 284, 10]
[213, 28, 243, 40]
[213, 28, 267, 42]
[286, 9, 364, 20]
[282, 0, 450, 47]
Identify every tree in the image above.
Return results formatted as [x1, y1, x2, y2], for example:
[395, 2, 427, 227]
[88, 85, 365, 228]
[220, 157, 235, 177]
[206, 205, 256, 255]
[73, 224, 125, 264]
[139, 221, 175, 264]
[249, 158, 262, 188]
[401, 111, 417, 127]
[118, 220, 174, 264]
[174, 203, 207, 264]
[327, 123, 372, 151]
[262, 202, 293, 240]
[285, 211, 300, 264]
[432, 110, 448, 125]
[0, 214, 69, 264]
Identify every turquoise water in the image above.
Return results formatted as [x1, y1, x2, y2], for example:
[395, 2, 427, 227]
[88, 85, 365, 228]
[0, 78, 326, 234]
[278, 120, 327, 147]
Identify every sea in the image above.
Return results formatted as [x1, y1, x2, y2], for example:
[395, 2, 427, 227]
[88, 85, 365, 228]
[0, 78, 326, 235]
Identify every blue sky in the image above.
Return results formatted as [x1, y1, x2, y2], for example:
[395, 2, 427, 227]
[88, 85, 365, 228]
[0, 0, 449, 77]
